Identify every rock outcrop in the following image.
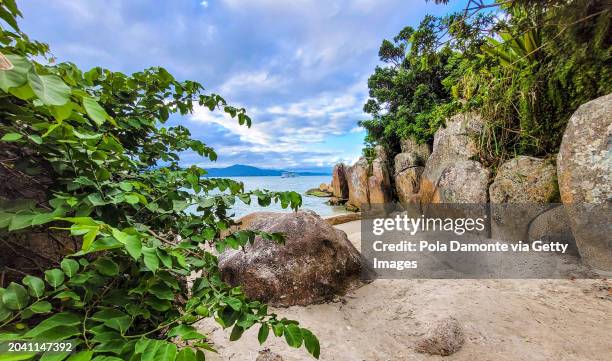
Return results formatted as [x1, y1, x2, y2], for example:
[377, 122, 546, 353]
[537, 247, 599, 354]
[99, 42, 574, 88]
[368, 157, 392, 204]
[346, 157, 370, 209]
[346, 146, 393, 209]
[490, 156, 558, 203]
[400, 137, 431, 161]
[419, 113, 485, 203]
[218, 211, 362, 306]
[489, 156, 558, 241]
[430, 160, 489, 203]
[394, 152, 421, 175]
[331, 163, 349, 199]
[395, 167, 424, 204]
[557, 93, 612, 270]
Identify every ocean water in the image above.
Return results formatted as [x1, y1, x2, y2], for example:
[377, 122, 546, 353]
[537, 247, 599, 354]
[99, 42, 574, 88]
[219, 176, 347, 218]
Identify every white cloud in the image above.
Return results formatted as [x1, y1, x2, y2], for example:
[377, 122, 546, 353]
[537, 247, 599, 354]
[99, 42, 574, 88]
[219, 71, 284, 96]
[200, 1, 209, 8]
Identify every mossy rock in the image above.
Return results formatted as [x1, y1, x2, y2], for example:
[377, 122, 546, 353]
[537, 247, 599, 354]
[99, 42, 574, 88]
[305, 188, 332, 197]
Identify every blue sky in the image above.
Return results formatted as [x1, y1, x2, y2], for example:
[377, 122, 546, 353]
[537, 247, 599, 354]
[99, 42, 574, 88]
[19, 0, 463, 172]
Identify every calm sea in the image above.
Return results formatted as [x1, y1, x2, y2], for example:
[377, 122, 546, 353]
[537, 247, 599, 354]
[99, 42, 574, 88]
[219, 175, 347, 218]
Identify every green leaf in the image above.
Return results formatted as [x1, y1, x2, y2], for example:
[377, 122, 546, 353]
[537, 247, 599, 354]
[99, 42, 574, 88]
[44, 269, 65, 288]
[49, 102, 73, 122]
[1, 133, 22, 142]
[0, 353, 37, 361]
[82, 97, 108, 126]
[24, 312, 80, 338]
[54, 291, 80, 301]
[39, 351, 70, 361]
[2, 282, 29, 310]
[148, 282, 174, 301]
[60, 258, 80, 277]
[142, 247, 159, 273]
[82, 226, 99, 250]
[93, 258, 119, 276]
[111, 228, 142, 260]
[22, 275, 45, 298]
[154, 342, 177, 361]
[66, 352, 93, 361]
[229, 325, 244, 341]
[0, 54, 32, 92]
[176, 348, 196, 361]
[257, 324, 269, 345]
[0, 304, 12, 322]
[8, 212, 34, 231]
[104, 315, 131, 333]
[29, 300, 52, 314]
[302, 328, 320, 358]
[27, 72, 71, 106]
[124, 193, 139, 204]
[168, 324, 206, 341]
[284, 324, 303, 348]
[28, 134, 42, 144]
[224, 297, 242, 311]
[272, 323, 284, 337]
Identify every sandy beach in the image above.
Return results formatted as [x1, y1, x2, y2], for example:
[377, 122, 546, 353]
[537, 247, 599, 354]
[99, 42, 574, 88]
[201, 220, 612, 361]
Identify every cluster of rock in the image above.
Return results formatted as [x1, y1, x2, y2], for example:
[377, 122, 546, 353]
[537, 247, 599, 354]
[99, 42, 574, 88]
[329, 93, 612, 271]
[215, 94, 610, 318]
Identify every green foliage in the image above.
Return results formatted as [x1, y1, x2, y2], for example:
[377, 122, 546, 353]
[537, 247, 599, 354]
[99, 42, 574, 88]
[362, 0, 611, 167]
[0, 1, 318, 360]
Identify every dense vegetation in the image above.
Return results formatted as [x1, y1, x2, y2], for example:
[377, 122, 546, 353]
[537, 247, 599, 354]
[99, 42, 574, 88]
[0, 1, 320, 360]
[361, 0, 611, 168]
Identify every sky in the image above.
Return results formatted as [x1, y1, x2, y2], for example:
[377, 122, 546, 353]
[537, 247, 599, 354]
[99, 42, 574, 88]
[18, 0, 464, 172]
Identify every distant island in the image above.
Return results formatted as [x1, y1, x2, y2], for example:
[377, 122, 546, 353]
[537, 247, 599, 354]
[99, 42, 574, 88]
[204, 164, 331, 177]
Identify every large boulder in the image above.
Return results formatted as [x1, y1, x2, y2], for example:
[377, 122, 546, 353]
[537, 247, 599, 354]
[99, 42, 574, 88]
[489, 156, 558, 241]
[394, 152, 422, 175]
[420, 113, 485, 203]
[490, 156, 558, 203]
[346, 157, 370, 209]
[330, 163, 349, 199]
[368, 158, 392, 204]
[400, 137, 431, 161]
[430, 160, 489, 204]
[557, 93, 612, 270]
[528, 205, 578, 255]
[395, 167, 424, 204]
[218, 211, 362, 306]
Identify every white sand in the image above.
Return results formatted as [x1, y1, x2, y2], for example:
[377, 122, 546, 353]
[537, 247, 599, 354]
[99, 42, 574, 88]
[200, 220, 612, 361]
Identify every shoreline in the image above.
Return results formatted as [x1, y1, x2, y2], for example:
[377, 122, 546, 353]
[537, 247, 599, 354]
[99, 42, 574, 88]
[200, 220, 612, 361]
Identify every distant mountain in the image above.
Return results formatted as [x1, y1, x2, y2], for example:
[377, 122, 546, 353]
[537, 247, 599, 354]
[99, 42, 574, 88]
[204, 164, 330, 177]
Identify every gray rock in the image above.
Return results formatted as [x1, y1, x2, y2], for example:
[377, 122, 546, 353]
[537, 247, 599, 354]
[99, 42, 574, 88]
[346, 157, 370, 209]
[219, 211, 362, 306]
[331, 163, 349, 199]
[432, 160, 489, 203]
[490, 156, 558, 242]
[394, 152, 422, 175]
[528, 206, 578, 256]
[415, 317, 465, 356]
[557, 93, 612, 270]
[368, 158, 392, 204]
[420, 113, 485, 203]
[490, 156, 558, 203]
[400, 137, 431, 160]
[395, 166, 424, 204]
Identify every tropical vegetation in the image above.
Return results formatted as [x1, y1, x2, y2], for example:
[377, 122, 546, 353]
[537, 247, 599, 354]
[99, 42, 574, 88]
[0, 1, 320, 360]
[361, 0, 611, 169]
